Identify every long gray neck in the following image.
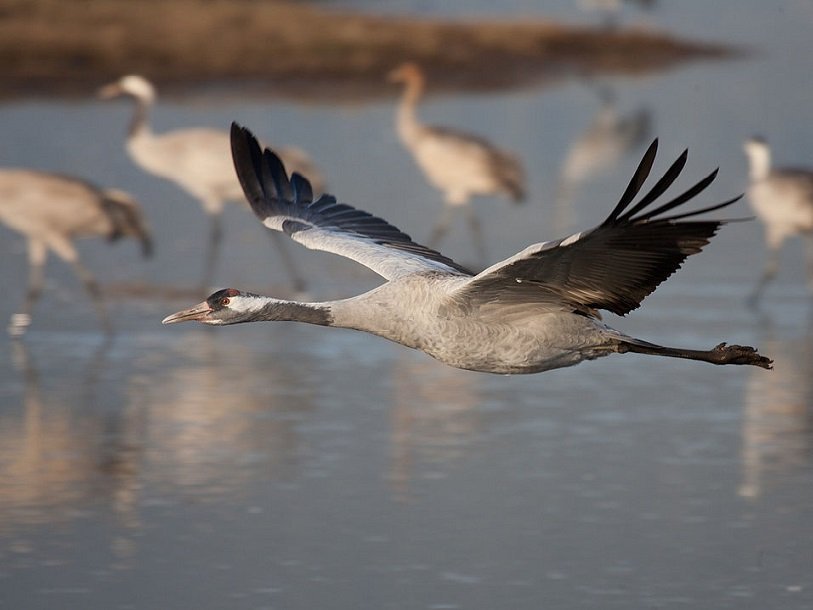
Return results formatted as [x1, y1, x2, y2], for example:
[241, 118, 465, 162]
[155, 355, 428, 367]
[747, 145, 771, 181]
[396, 78, 423, 143]
[255, 300, 333, 326]
[128, 95, 152, 139]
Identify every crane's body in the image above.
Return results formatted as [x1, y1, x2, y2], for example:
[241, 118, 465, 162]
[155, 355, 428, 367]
[126, 126, 244, 215]
[163, 124, 772, 374]
[0, 169, 151, 335]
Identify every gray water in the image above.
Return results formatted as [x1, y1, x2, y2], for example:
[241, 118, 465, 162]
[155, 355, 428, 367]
[1, 2, 813, 609]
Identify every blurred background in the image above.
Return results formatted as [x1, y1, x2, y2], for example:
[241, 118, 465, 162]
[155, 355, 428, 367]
[0, 1, 812, 609]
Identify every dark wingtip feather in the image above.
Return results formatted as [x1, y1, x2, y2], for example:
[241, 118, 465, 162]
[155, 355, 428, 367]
[290, 172, 314, 204]
[261, 149, 293, 201]
[230, 122, 270, 219]
[635, 167, 721, 222]
[604, 138, 659, 225]
[617, 148, 689, 222]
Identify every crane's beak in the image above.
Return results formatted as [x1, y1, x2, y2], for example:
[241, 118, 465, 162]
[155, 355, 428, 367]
[162, 301, 212, 325]
[386, 67, 404, 83]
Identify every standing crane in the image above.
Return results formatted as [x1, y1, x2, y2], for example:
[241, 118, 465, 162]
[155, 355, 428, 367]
[387, 62, 526, 262]
[0, 170, 152, 336]
[98, 74, 324, 291]
[163, 124, 771, 374]
[553, 85, 650, 233]
[743, 136, 813, 304]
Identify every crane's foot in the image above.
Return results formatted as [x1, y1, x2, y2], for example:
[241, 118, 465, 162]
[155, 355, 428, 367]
[709, 343, 773, 369]
[7, 313, 31, 338]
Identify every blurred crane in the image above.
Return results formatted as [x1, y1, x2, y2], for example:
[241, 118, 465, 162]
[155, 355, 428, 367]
[388, 62, 526, 262]
[578, 0, 657, 29]
[553, 85, 650, 234]
[0, 170, 152, 336]
[98, 74, 323, 291]
[743, 136, 813, 304]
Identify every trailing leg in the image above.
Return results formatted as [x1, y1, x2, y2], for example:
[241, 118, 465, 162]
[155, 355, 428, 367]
[618, 339, 772, 369]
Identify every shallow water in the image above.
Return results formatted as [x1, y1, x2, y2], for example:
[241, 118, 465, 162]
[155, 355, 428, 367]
[1, 2, 813, 609]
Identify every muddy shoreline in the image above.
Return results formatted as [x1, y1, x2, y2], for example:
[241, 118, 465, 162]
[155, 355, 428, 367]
[0, 0, 737, 101]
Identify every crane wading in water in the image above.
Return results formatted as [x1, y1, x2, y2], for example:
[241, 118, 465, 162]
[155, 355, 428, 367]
[163, 124, 772, 374]
[98, 74, 324, 292]
[388, 62, 526, 262]
[0, 170, 152, 336]
[743, 136, 813, 305]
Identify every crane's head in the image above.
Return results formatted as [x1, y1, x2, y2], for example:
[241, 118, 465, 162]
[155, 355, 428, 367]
[743, 135, 768, 157]
[98, 74, 156, 103]
[743, 135, 771, 180]
[162, 288, 267, 326]
[387, 62, 424, 86]
[101, 189, 153, 257]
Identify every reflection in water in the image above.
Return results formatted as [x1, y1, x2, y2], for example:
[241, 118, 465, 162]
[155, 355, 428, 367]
[123, 332, 311, 495]
[0, 333, 314, 563]
[553, 85, 650, 235]
[740, 324, 813, 498]
[0, 340, 145, 565]
[389, 352, 482, 501]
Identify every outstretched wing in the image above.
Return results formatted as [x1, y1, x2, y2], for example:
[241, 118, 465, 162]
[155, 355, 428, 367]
[230, 123, 471, 280]
[455, 139, 741, 316]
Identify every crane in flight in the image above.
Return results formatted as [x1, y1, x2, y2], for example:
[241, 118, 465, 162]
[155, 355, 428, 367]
[163, 124, 771, 374]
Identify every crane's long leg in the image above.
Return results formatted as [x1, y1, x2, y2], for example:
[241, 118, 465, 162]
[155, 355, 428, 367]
[47, 236, 112, 335]
[618, 340, 772, 369]
[268, 232, 306, 293]
[8, 239, 48, 337]
[747, 242, 781, 308]
[464, 204, 488, 266]
[200, 211, 224, 294]
[429, 204, 455, 249]
[804, 235, 813, 295]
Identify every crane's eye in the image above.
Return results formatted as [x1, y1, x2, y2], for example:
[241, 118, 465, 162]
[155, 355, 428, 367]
[220, 297, 230, 307]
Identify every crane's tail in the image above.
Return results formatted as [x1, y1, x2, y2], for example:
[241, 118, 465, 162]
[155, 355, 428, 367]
[618, 339, 773, 369]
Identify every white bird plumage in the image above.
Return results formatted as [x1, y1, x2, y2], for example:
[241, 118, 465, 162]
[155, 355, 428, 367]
[743, 136, 813, 303]
[98, 74, 324, 290]
[162, 124, 772, 374]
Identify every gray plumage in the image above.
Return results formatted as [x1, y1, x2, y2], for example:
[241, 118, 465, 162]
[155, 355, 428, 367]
[163, 124, 772, 374]
[0, 169, 152, 335]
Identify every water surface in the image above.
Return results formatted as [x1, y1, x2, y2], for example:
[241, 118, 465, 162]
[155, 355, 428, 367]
[1, 2, 812, 608]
